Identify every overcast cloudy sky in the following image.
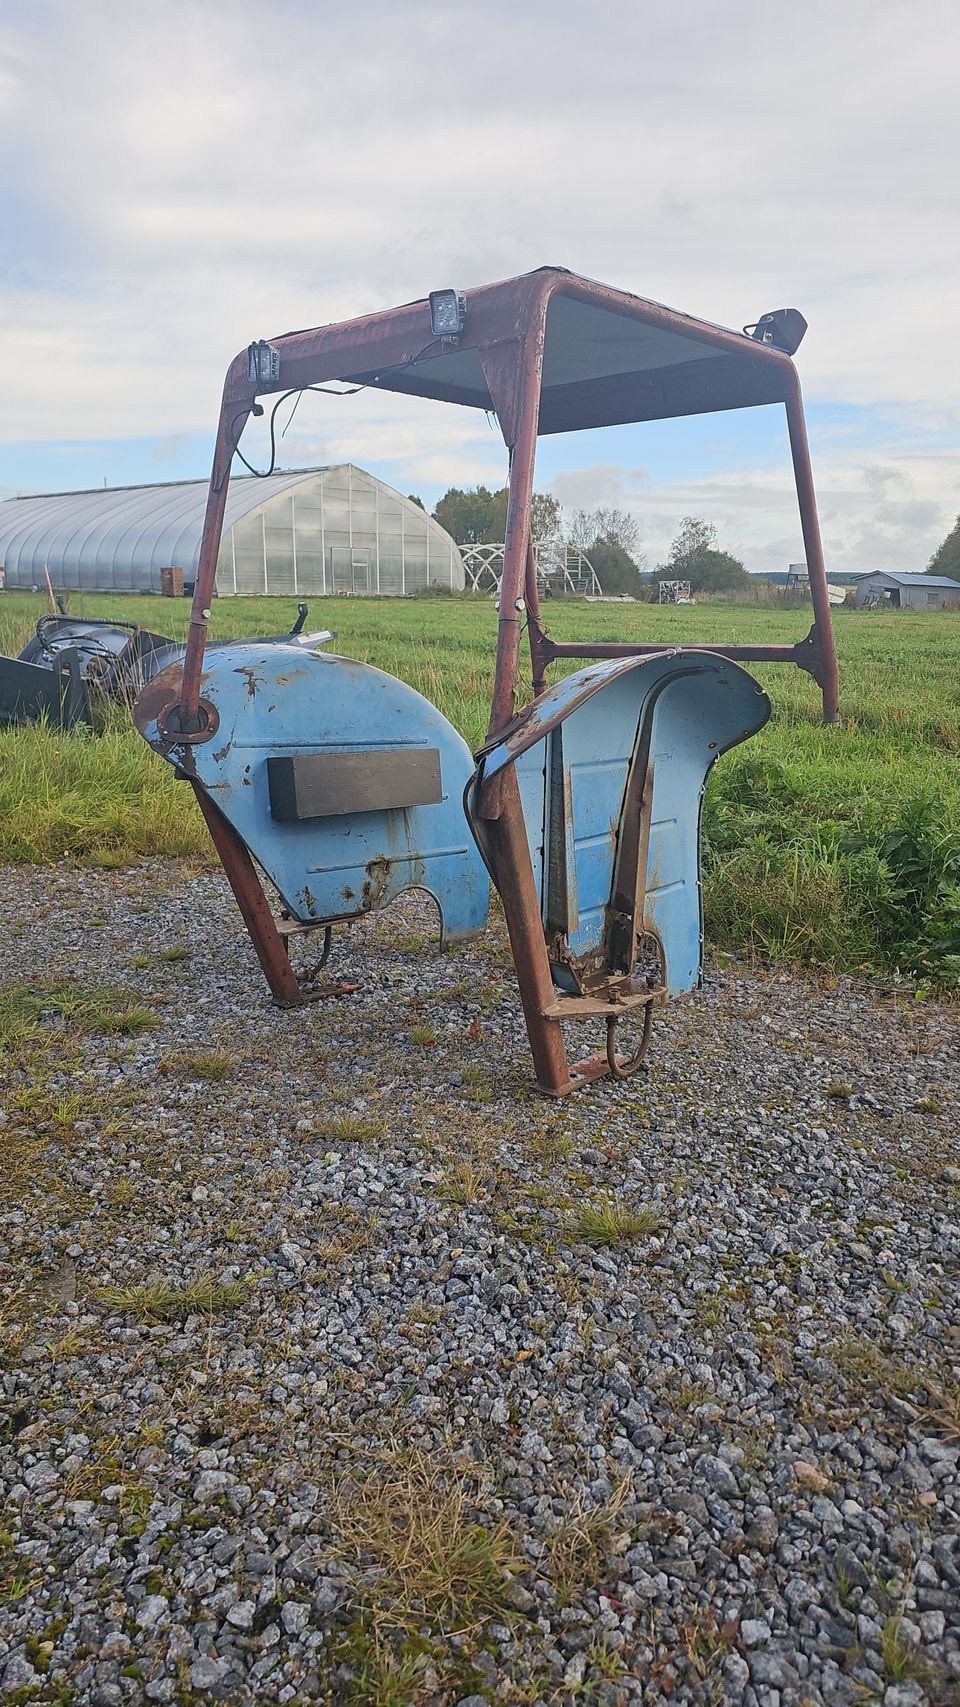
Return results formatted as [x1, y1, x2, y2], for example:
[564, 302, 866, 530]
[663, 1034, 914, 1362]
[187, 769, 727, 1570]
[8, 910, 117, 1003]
[2, 0, 958, 570]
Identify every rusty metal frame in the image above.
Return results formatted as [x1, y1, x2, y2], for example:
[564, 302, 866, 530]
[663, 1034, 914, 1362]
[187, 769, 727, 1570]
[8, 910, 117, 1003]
[162, 267, 837, 1094]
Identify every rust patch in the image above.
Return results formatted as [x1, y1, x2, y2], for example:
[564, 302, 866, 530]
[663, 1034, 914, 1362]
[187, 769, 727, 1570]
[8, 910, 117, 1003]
[132, 669, 183, 736]
[211, 740, 232, 763]
[362, 855, 392, 910]
[341, 886, 355, 900]
[235, 665, 259, 698]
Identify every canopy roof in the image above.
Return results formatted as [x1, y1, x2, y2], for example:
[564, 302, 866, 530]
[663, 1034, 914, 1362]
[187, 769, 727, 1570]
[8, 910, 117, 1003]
[246, 268, 800, 438]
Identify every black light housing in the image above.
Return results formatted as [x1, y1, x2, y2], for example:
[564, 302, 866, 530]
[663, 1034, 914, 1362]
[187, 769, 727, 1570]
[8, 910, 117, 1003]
[247, 340, 281, 385]
[429, 288, 466, 339]
[744, 309, 807, 356]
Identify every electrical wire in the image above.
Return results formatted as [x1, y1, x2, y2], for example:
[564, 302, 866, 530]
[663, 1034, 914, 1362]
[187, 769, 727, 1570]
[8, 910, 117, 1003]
[230, 383, 363, 479]
[229, 338, 445, 478]
[280, 390, 304, 440]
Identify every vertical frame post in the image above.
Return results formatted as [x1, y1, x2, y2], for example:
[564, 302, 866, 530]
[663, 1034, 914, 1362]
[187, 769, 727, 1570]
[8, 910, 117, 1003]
[481, 299, 575, 1093]
[191, 784, 302, 1005]
[181, 389, 249, 719]
[487, 310, 548, 736]
[484, 768, 572, 1095]
[784, 373, 840, 724]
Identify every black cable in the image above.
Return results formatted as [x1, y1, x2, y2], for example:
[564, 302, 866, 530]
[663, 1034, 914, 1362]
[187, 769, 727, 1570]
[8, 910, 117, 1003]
[231, 383, 363, 480]
[229, 338, 445, 479]
[369, 338, 441, 380]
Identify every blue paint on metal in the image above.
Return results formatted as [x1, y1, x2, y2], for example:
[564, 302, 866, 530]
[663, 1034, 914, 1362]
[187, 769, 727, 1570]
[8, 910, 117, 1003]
[138, 643, 490, 941]
[138, 642, 768, 1000]
[472, 651, 770, 995]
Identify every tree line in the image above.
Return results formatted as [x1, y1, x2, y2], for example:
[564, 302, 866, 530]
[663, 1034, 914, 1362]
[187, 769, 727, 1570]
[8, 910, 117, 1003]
[419, 484, 751, 596]
[413, 484, 960, 592]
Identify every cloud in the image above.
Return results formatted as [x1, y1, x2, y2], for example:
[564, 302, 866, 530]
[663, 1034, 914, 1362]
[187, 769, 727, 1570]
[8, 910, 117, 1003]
[150, 432, 192, 465]
[549, 465, 649, 511]
[545, 449, 960, 573]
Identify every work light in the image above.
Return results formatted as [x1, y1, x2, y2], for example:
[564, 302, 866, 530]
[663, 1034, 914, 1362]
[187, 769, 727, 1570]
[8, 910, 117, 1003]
[247, 340, 281, 385]
[744, 309, 807, 356]
[429, 289, 466, 339]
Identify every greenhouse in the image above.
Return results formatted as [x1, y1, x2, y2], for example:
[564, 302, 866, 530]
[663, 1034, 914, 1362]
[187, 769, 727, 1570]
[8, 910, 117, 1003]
[0, 465, 465, 596]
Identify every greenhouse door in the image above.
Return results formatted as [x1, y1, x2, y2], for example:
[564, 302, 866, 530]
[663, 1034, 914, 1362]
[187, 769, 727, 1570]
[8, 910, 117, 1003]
[330, 548, 371, 594]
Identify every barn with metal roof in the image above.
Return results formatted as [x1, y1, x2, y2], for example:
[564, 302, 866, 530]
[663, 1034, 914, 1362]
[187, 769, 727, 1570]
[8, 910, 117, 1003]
[854, 570, 960, 610]
[0, 466, 464, 596]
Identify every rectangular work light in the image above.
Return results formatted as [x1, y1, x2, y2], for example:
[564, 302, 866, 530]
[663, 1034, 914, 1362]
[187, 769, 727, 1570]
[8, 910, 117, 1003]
[247, 340, 281, 386]
[428, 289, 466, 339]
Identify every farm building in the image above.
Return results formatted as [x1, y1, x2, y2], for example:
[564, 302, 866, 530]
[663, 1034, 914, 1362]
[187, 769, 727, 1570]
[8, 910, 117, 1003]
[0, 466, 465, 597]
[854, 571, 960, 610]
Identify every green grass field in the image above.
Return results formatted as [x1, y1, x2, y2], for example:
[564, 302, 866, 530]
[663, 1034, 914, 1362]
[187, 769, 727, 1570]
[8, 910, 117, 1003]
[2, 590, 958, 985]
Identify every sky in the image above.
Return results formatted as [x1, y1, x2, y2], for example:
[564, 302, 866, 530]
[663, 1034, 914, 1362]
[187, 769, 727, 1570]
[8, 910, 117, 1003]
[2, 0, 958, 573]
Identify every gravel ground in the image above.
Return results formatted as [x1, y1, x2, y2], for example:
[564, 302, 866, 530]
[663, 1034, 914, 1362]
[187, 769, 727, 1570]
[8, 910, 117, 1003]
[1, 861, 958, 1707]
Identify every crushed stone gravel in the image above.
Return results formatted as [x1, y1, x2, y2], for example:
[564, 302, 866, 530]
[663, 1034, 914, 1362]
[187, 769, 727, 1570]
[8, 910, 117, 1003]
[1, 860, 958, 1706]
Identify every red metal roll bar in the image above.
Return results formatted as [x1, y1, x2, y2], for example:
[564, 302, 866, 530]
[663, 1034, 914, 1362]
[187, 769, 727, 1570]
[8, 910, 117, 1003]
[163, 267, 838, 1093]
[174, 268, 838, 733]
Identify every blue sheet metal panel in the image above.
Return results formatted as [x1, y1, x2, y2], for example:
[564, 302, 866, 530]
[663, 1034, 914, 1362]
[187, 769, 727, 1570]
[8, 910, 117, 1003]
[515, 744, 547, 900]
[557, 670, 643, 957]
[138, 644, 489, 940]
[477, 651, 769, 992]
[481, 656, 648, 783]
[639, 664, 766, 990]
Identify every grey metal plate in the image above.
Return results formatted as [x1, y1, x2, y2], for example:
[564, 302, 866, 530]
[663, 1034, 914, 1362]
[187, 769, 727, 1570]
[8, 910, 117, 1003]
[267, 748, 443, 821]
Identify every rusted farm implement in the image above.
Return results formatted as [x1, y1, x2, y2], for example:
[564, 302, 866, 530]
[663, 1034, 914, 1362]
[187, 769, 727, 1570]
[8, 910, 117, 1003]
[134, 268, 837, 1097]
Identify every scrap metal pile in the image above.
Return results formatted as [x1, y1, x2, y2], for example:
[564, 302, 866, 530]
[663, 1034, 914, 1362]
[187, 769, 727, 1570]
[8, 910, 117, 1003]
[0, 604, 332, 730]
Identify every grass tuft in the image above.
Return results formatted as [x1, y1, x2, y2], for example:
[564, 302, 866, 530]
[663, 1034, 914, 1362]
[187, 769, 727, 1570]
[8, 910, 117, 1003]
[680, 1609, 741, 1681]
[333, 1446, 523, 1633]
[880, 1614, 921, 1684]
[163, 1049, 235, 1081]
[565, 1198, 661, 1247]
[408, 1022, 439, 1047]
[547, 1478, 631, 1605]
[439, 1159, 488, 1205]
[912, 1384, 960, 1443]
[96, 1273, 251, 1322]
[828, 1332, 920, 1402]
[315, 1113, 385, 1143]
[0, 979, 157, 1053]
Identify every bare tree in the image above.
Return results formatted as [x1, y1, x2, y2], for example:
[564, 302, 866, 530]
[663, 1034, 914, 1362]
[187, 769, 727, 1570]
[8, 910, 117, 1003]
[592, 507, 642, 560]
[566, 505, 643, 565]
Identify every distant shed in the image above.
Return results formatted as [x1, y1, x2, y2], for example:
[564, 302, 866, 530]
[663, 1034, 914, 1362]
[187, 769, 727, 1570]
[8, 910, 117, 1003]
[0, 465, 464, 597]
[854, 571, 960, 610]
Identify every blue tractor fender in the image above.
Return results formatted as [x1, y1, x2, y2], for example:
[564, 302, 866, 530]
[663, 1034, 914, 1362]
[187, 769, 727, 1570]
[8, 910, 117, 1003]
[466, 649, 771, 996]
[135, 643, 491, 944]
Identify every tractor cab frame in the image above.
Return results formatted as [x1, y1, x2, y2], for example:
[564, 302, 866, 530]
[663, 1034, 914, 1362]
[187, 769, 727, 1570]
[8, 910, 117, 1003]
[139, 267, 837, 1097]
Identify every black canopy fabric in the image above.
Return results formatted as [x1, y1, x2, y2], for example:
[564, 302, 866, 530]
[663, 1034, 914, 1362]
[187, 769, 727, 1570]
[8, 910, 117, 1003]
[322, 268, 795, 435]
